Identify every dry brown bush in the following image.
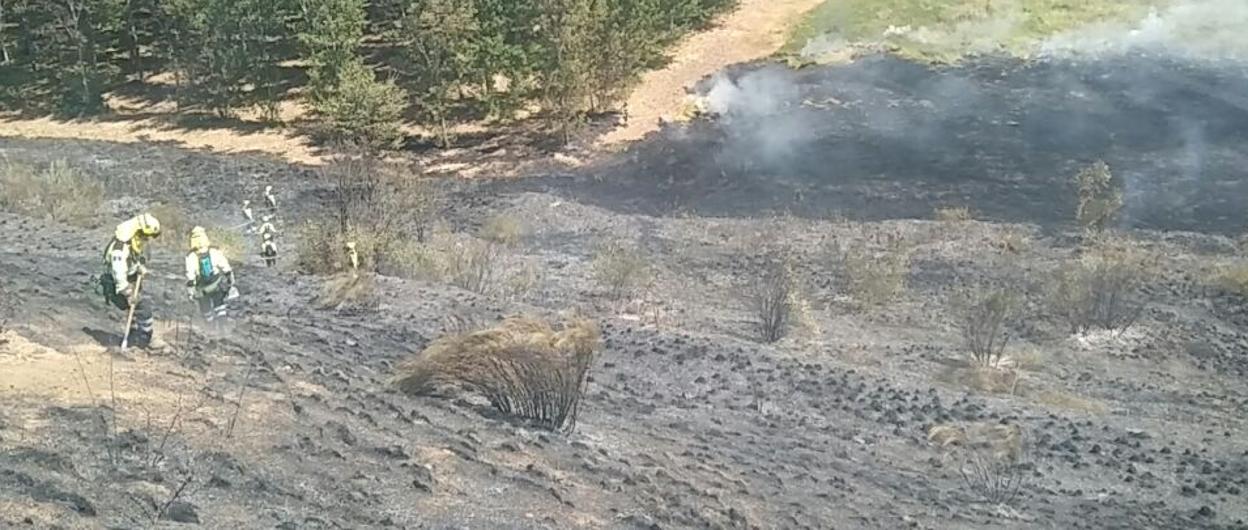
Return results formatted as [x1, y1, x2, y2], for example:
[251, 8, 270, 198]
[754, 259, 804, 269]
[478, 214, 527, 247]
[393, 316, 600, 432]
[297, 147, 440, 275]
[591, 240, 653, 300]
[842, 241, 911, 307]
[315, 273, 380, 312]
[959, 288, 1021, 368]
[1047, 234, 1153, 334]
[929, 422, 1028, 505]
[934, 206, 973, 222]
[0, 159, 104, 227]
[443, 238, 505, 295]
[1211, 262, 1248, 297]
[147, 203, 191, 246]
[1074, 160, 1123, 233]
[748, 259, 794, 343]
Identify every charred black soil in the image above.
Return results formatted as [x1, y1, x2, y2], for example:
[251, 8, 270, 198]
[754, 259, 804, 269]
[2, 52, 1248, 530]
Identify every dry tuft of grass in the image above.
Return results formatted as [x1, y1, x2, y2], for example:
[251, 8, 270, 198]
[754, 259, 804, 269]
[205, 226, 245, 263]
[1031, 388, 1107, 415]
[393, 316, 600, 432]
[591, 240, 653, 300]
[0, 159, 104, 227]
[315, 273, 380, 312]
[928, 421, 1028, 505]
[147, 203, 191, 245]
[965, 365, 1022, 395]
[1210, 262, 1248, 298]
[841, 241, 911, 308]
[478, 214, 528, 247]
[443, 239, 505, 295]
[934, 206, 973, 222]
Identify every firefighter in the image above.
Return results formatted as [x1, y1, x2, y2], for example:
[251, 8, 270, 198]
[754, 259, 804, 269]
[100, 213, 162, 348]
[185, 226, 237, 321]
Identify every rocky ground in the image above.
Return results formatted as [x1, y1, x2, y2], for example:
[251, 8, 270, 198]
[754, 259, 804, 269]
[2, 52, 1248, 530]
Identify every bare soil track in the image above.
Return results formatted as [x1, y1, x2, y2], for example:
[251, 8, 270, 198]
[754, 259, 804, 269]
[2, 51, 1248, 529]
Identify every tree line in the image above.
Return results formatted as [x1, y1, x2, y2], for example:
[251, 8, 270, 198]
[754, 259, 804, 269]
[0, 0, 736, 147]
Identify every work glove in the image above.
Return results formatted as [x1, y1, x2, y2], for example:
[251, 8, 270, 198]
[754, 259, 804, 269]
[134, 263, 149, 276]
[118, 284, 134, 299]
[186, 285, 197, 300]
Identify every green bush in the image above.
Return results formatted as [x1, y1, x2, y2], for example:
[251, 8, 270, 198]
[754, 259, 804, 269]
[312, 60, 408, 150]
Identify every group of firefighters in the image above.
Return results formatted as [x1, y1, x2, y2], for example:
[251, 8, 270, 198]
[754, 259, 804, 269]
[97, 187, 282, 351]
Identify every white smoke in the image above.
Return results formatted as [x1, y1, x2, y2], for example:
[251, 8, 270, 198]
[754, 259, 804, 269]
[704, 68, 811, 168]
[1041, 0, 1248, 61]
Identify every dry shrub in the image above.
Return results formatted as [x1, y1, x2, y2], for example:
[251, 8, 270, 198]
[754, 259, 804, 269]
[478, 214, 527, 247]
[929, 422, 1028, 505]
[147, 203, 191, 245]
[1074, 160, 1123, 233]
[934, 206, 973, 222]
[504, 261, 543, 301]
[1032, 389, 1107, 414]
[443, 239, 505, 295]
[748, 259, 794, 343]
[298, 147, 440, 275]
[965, 365, 1022, 394]
[1048, 234, 1153, 334]
[591, 240, 653, 300]
[996, 229, 1030, 255]
[1211, 262, 1248, 297]
[0, 159, 104, 227]
[205, 227, 244, 263]
[959, 288, 1020, 368]
[315, 273, 380, 312]
[393, 316, 601, 432]
[842, 241, 911, 307]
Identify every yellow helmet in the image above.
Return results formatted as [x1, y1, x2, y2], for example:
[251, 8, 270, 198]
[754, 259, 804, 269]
[137, 213, 161, 237]
[115, 213, 161, 242]
[189, 226, 210, 252]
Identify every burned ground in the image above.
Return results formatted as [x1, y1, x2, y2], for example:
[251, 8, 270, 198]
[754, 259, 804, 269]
[1, 51, 1248, 530]
[550, 54, 1248, 235]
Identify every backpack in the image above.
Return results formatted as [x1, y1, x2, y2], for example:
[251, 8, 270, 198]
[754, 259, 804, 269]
[198, 251, 216, 281]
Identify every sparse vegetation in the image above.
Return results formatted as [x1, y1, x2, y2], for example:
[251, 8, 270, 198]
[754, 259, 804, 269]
[0, 159, 103, 227]
[1074, 160, 1123, 233]
[297, 148, 439, 275]
[147, 203, 191, 248]
[479, 214, 528, 247]
[748, 259, 795, 343]
[205, 227, 245, 263]
[929, 422, 1028, 505]
[1047, 234, 1153, 334]
[959, 287, 1020, 368]
[935, 206, 973, 222]
[591, 240, 653, 300]
[1211, 262, 1248, 298]
[842, 241, 910, 307]
[316, 272, 380, 312]
[786, 0, 1166, 63]
[443, 238, 505, 295]
[393, 315, 600, 432]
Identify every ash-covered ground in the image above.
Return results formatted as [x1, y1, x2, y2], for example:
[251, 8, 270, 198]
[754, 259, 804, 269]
[1, 52, 1248, 530]
[567, 54, 1248, 235]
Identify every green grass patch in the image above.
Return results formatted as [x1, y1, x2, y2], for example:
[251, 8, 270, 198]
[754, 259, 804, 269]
[784, 0, 1171, 63]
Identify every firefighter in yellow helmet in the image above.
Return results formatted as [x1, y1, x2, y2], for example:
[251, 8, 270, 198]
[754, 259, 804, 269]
[185, 226, 237, 321]
[100, 213, 161, 348]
